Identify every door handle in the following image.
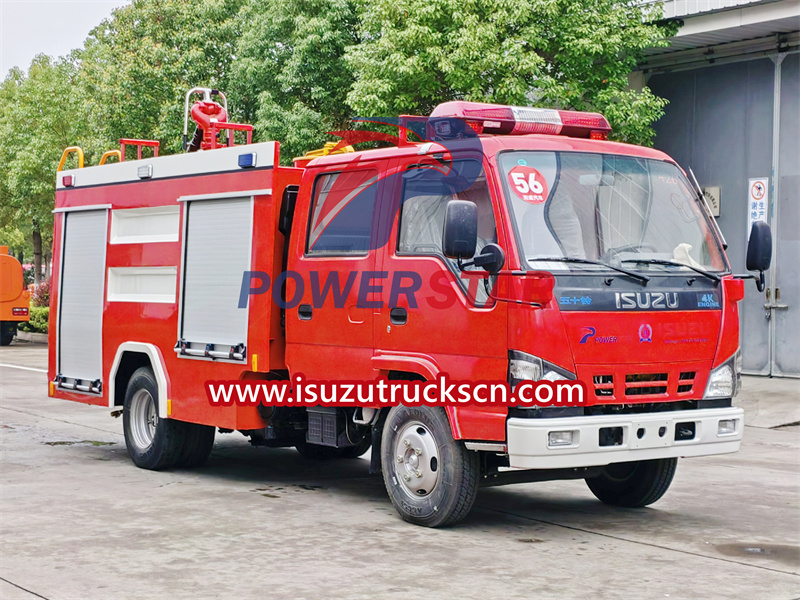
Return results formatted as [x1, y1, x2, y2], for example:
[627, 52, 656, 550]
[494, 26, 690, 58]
[298, 304, 313, 320]
[389, 307, 408, 325]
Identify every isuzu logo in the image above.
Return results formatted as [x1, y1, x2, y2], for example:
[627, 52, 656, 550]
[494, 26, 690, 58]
[615, 292, 679, 310]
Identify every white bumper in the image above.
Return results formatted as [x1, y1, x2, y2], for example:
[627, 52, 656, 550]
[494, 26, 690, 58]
[507, 407, 743, 469]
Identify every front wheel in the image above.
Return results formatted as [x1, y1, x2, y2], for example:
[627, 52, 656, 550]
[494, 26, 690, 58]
[381, 406, 479, 527]
[585, 458, 677, 507]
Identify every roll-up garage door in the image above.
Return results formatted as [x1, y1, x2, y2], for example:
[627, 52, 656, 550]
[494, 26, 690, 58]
[58, 209, 108, 392]
[179, 197, 252, 360]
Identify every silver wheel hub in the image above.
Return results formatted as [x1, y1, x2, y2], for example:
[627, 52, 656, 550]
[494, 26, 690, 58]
[130, 389, 157, 451]
[394, 421, 440, 497]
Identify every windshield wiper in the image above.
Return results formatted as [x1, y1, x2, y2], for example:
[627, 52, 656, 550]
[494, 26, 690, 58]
[620, 258, 721, 283]
[531, 257, 649, 284]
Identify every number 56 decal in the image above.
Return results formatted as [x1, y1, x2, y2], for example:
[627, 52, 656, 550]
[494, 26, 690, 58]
[508, 166, 549, 204]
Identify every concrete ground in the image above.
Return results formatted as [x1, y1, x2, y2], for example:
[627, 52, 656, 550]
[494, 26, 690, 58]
[1, 340, 798, 600]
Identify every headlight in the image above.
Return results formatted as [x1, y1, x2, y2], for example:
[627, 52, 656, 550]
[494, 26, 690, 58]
[704, 349, 741, 399]
[508, 350, 575, 389]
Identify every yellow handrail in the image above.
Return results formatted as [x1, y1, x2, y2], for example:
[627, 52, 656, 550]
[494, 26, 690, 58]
[294, 141, 355, 161]
[57, 146, 85, 172]
[99, 150, 122, 165]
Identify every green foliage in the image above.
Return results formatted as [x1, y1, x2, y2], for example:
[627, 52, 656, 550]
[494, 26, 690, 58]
[346, 0, 675, 146]
[76, 0, 246, 155]
[18, 306, 49, 334]
[0, 225, 30, 261]
[0, 0, 676, 243]
[0, 56, 81, 267]
[231, 0, 360, 162]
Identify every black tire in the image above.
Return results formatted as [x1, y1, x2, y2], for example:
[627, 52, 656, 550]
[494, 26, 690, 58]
[381, 406, 479, 527]
[123, 367, 185, 470]
[585, 458, 677, 507]
[0, 322, 16, 346]
[175, 423, 215, 468]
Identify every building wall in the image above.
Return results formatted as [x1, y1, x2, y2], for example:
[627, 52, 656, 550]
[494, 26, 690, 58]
[648, 53, 799, 376]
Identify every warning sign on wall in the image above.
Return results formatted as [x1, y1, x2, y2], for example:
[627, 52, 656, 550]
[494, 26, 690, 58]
[702, 186, 720, 217]
[747, 177, 768, 236]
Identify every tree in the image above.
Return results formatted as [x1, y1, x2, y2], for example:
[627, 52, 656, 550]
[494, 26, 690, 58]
[0, 56, 86, 283]
[346, 0, 675, 145]
[76, 0, 246, 156]
[231, 0, 360, 162]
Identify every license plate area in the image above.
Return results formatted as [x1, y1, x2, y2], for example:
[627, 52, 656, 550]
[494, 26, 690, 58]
[630, 420, 671, 449]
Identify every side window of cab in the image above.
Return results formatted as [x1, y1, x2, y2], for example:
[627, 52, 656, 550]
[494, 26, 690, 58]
[306, 168, 380, 255]
[397, 159, 498, 304]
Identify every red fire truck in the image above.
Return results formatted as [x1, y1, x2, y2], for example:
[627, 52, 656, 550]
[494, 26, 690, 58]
[49, 87, 772, 526]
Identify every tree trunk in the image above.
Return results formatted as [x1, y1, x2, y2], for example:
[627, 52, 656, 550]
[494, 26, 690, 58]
[32, 226, 42, 285]
[44, 239, 51, 280]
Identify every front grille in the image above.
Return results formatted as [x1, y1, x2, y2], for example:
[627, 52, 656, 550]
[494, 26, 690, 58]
[625, 372, 668, 397]
[677, 371, 696, 394]
[593, 374, 614, 398]
[586, 367, 700, 400]
[626, 373, 668, 383]
[627, 385, 668, 396]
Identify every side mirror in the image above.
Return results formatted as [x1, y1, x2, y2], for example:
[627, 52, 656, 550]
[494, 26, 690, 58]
[472, 243, 506, 274]
[746, 221, 772, 292]
[442, 200, 477, 259]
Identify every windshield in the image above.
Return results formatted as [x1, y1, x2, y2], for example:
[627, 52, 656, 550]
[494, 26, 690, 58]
[498, 151, 728, 274]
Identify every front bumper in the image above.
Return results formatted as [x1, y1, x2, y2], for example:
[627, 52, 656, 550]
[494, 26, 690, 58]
[507, 407, 743, 469]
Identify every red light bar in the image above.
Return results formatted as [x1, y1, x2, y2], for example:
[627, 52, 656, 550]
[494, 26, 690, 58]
[12, 307, 29, 316]
[430, 101, 611, 139]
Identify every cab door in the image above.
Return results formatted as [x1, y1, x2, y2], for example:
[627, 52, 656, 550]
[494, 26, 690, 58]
[376, 156, 508, 381]
[285, 162, 385, 380]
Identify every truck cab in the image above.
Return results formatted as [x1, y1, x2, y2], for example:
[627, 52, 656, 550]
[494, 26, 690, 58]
[282, 101, 770, 524]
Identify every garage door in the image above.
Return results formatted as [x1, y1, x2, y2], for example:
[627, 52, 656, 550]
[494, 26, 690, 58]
[58, 209, 108, 392]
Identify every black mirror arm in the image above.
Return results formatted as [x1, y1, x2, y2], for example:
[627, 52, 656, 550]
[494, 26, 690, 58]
[458, 253, 492, 270]
[734, 272, 766, 292]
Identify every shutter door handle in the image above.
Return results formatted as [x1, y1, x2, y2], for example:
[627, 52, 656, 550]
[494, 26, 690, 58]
[390, 307, 408, 325]
[298, 304, 313, 320]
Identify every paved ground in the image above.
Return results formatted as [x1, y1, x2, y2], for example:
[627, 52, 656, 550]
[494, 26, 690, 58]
[1, 341, 798, 600]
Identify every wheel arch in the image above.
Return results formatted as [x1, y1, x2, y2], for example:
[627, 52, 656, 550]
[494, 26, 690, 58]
[109, 343, 171, 419]
[377, 364, 462, 441]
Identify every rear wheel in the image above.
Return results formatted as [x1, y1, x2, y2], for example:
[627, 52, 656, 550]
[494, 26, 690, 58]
[585, 458, 677, 507]
[123, 367, 185, 470]
[0, 322, 16, 346]
[381, 406, 479, 527]
[175, 423, 215, 468]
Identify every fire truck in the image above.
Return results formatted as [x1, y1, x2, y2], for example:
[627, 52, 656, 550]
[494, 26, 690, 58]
[1, 246, 31, 345]
[49, 87, 772, 527]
